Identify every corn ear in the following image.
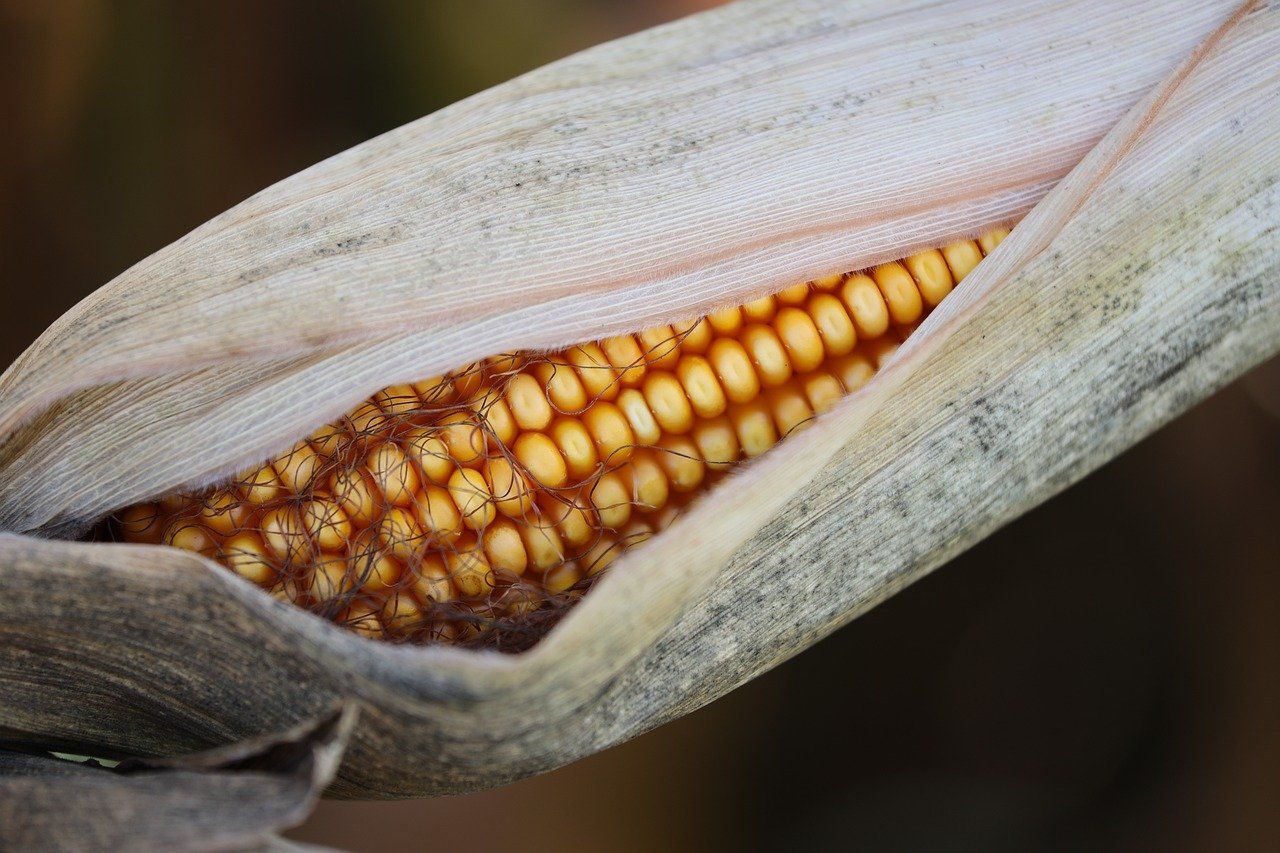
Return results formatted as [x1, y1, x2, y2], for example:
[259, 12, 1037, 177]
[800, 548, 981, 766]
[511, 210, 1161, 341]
[0, 0, 1275, 797]
[109, 230, 1009, 647]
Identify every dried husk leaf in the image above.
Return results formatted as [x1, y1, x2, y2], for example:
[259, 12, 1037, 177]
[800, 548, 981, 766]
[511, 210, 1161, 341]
[0, 706, 354, 851]
[0, 0, 1276, 798]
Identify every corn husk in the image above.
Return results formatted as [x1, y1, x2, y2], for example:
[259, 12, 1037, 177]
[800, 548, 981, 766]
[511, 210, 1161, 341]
[0, 0, 1275, 797]
[0, 706, 354, 849]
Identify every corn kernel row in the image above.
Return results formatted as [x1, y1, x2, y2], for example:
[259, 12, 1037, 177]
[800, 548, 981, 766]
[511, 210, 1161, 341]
[109, 228, 1010, 648]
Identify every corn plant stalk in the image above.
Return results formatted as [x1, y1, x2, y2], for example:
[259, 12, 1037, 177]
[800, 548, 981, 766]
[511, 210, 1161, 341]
[0, 0, 1276, 797]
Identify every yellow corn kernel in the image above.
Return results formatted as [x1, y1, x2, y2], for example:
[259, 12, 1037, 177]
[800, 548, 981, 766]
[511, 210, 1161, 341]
[505, 372, 554, 431]
[496, 583, 543, 617]
[730, 398, 779, 458]
[450, 362, 486, 401]
[549, 416, 599, 481]
[690, 415, 739, 469]
[118, 502, 165, 543]
[301, 497, 352, 552]
[447, 547, 494, 598]
[473, 392, 518, 446]
[346, 401, 388, 437]
[437, 412, 486, 467]
[707, 338, 760, 403]
[413, 485, 463, 544]
[308, 422, 349, 457]
[672, 317, 712, 354]
[741, 295, 777, 323]
[221, 532, 276, 585]
[486, 352, 524, 376]
[773, 307, 825, 373]
[904, 248, 954, 308]
[675, 356, 727, 419]
[373, 384, 421, 417]
[871, 261, 923, 326]
[805, 292, 857, 357]
[260, 506, 311, 565]
[344, 600, 384, 639]
[802, 370, 845, 414]
[654, 435, 705, 493]
[403, 429, 455, 485]
[349, 538, 402, 591]
[617, 388, 661, 446]
[483, 517, 529, 576]
[589, 470, 632, 530]
[624, 451, 670, 513]
[942, 239, 983, 281]
[484, 455, 535, 518]
[308, 552, 351, 605]
[375, 507, 423, 564]
[600, 335, 648, 387]
[565, 343, 618, 402]
[514, 432, 568, 490]
[236, 465, 283, 504]
[642, 371, 695, 435]
[198, 490, 246, 535]
[410, 554, 455, 604]
[329, 466, 379, 528]
[542, 496, 594, 549]
[580, 401, 634, 466]
[520, 517, 566, 573]
[636, 325, 681, 370]
[382, 590, 424, 635]
[411, 376, 455, 406]
[840, 273, 891, 340]
[544, 560, 583, 593]
[578, 533, 622, 578]
[830, 351, 876, 393]
[769, 381, 815, 437]
[776, 282, 811, 306]
[272, 441, 322, 493]
[534, 358, 589, 414]
[706, 306, 744, 335]
[740, 324, 792, 387]
[365, 441, 420, 507]
[978, 227, 1010, 254]
[448, 467, 496, 531]
[403, 583, 447, 636]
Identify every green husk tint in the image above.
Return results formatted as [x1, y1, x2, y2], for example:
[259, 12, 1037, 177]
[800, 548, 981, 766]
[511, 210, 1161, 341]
[0, 0, 1275, 798]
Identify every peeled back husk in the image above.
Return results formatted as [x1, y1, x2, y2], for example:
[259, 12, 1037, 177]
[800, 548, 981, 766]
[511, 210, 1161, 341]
[0, 0, 1275, 797]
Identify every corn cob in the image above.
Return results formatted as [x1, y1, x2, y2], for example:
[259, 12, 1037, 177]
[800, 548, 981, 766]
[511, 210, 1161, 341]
[108, 227, 1011, 648]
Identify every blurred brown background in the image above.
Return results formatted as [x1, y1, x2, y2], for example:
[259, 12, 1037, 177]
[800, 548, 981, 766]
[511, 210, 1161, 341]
[2, 2, 1277, 851]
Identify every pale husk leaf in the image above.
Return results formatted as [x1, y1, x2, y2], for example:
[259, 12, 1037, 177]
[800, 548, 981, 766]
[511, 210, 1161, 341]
[0, 0, 1275, 799]
[0, 0, 1245, 536]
